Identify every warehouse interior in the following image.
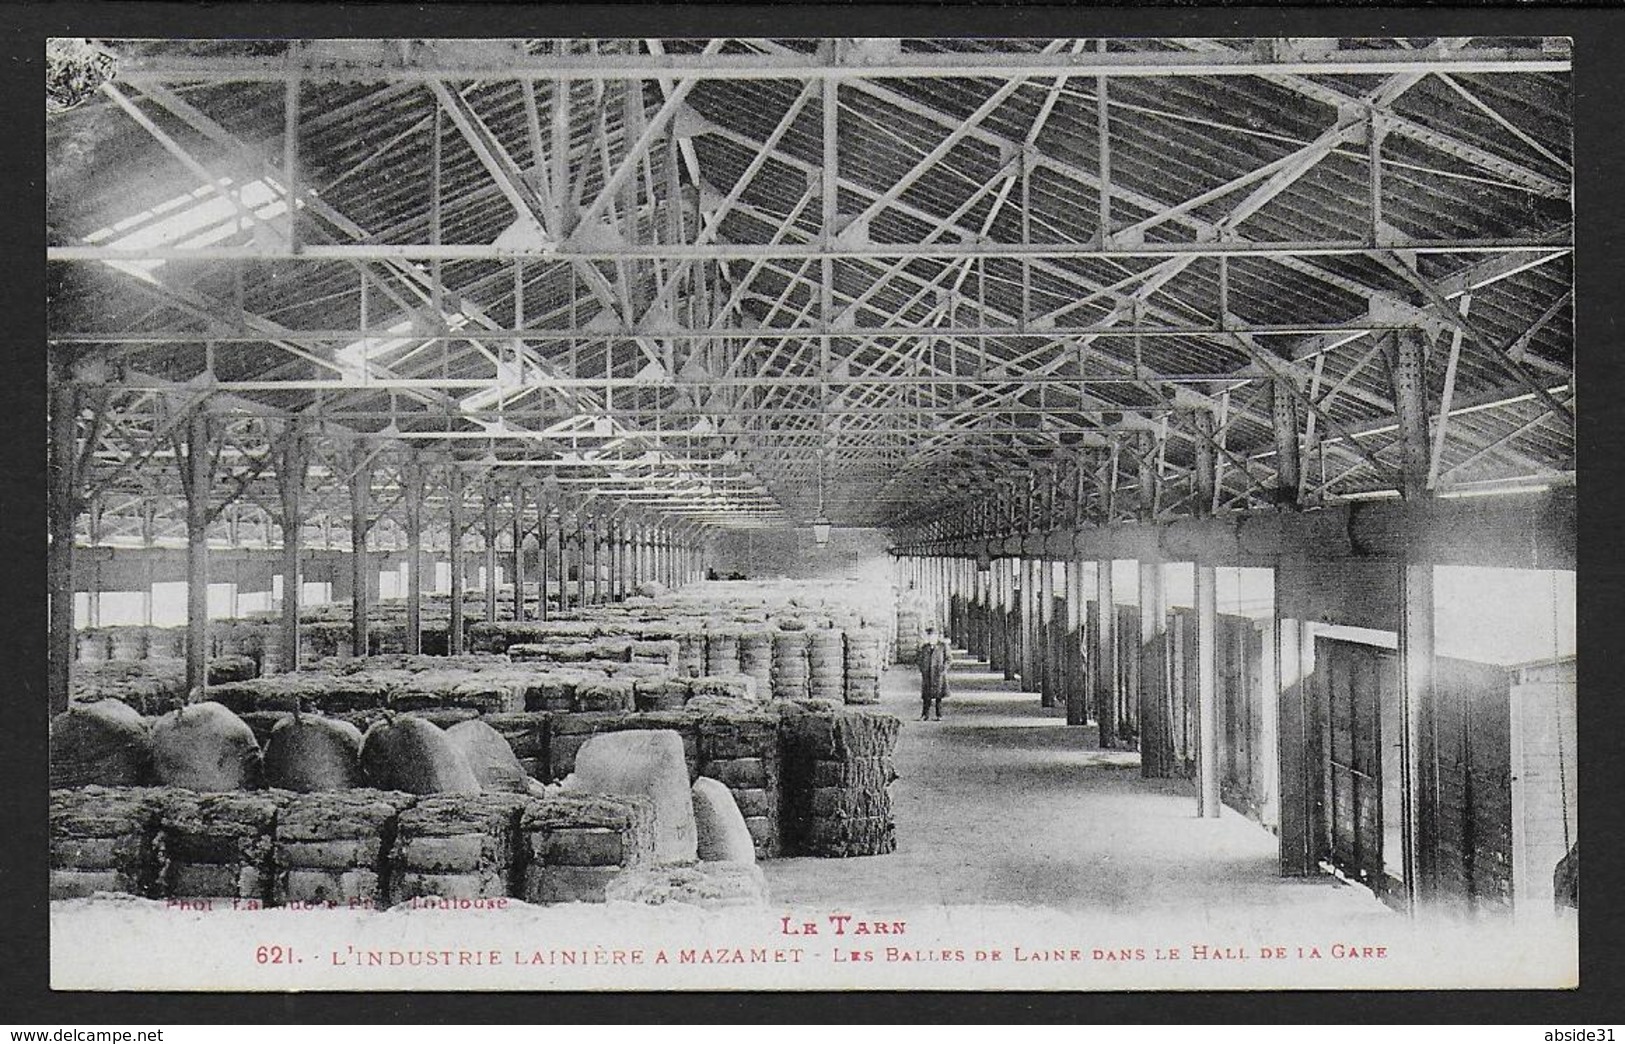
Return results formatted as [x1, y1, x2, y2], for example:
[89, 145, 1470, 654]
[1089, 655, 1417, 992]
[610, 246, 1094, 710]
[46, 37, 1575, 925]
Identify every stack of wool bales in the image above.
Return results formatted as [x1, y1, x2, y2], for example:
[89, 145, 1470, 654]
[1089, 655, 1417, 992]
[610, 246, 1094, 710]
[519, 792, 655, 903]
[695, 708, 783, 858]
[388, 792, 531, 901]
[704, 627, 742, 676]
[895, 602, 923, 664]
[156, 790, 292, 903]
[49, 786, 164, 899]
[805, 628, 846, 704]
[673, 628, 707, 678]
[770, 626, 811, 701]
[781, 704, 900, 857]
[842, 627, 884, 705]
[273, 789, 419, 906]
[738, 629, 774, 697]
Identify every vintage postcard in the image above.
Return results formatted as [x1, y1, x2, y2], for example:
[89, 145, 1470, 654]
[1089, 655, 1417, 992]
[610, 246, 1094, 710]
[44, 32, 1577, 992]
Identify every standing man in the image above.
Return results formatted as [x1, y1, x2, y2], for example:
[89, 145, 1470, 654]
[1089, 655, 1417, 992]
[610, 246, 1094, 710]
[917, 623, 950, 721]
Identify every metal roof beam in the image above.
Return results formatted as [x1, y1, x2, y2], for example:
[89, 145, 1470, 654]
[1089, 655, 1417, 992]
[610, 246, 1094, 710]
[112, 43, 1570, 83]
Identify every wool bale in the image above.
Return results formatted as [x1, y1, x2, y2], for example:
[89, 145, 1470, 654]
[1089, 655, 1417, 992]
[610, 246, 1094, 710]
[50, 785, 165, 898]
[743, 816, 779, 855]
[703, 629, 742, 675]
[309, 677, 391, 714]
[523, 673, 581, 712]
[389, 792, 530, 902]
[157, 789, 291, 901]
[604, 660, 673, 683]
[263, 714, 364, 792]
[50, 698, 151, 788]
[75, 630, 111, 663]
[699, 757, 770, 790]
[359, 715, 482, 795]
[808, 756, 897, 790]
[628, 639, 680, 669]
[802, 815, 897, 857]
[633, 678, 689, 712]
[604, 862, 768, 908]
[209, 679, 293, 715]
[729, 788, 773, 819]
[150, 702, 263, 791]
[208, 655, 259, 685]
[770, 630, 811, 701]
[519, 793, 655, 904]
[561, 730, 697, 864]
[390, 678, 523, 715]
[843, 627, 885, 704]
[810, 785, 893, 819]
[673, 629, 706, 678]
[781, 703, 901, 760]
[686, 674, 757, 703]
[237, 710, 293, 748]
[273, 788, 417, 905]
[737, 631, 774, 693]
[482, 712, 551, 780]
[691, 777, 755, 864]
[577, 678, 635, 713]
[445, 718, 531, 794]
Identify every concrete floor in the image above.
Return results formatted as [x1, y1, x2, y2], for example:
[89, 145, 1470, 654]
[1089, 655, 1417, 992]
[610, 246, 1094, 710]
[762, 652, 1393, 919]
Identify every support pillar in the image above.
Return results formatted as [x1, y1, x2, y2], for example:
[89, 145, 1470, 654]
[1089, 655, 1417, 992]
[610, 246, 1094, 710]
[1039, 557, 1056, 708]
[1271, 376, 1302, 505]
[590, 516, 602, 605]
[510, 486, 526, 623]
[448, 467, 465, 655]
[557, 512, 570, 613]
[481, 490, 498, 625]
[1139, 560, 1173, 777]
[184, 409, 212, 696]
[277, 424, 306, 672]
[537, 500, 551, 621]
[1393, 327, 1438, 911]
[47, 377, 78, 716]
[404, 457, 424, 656]
[1275, 574, 1316, 875]
[348, 445, 371, 659]
[1002, 558, 1017, 682]
[1095, 558, 1117, 747]
[576, 513, 588, 606]
[1195, 561, 1220, 818]
[1065, 558, 1088, 726]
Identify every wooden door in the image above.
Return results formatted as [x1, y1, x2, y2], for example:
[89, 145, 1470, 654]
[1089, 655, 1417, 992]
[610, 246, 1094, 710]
[1314, 637, 1398, 891]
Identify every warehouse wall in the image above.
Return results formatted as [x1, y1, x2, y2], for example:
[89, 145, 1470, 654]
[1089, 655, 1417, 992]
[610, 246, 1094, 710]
[708, 526, 890, 583]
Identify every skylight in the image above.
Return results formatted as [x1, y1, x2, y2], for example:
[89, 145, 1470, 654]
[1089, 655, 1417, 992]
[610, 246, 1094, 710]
[82, 176, 304, 285]
[335, 312, 468, 382]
